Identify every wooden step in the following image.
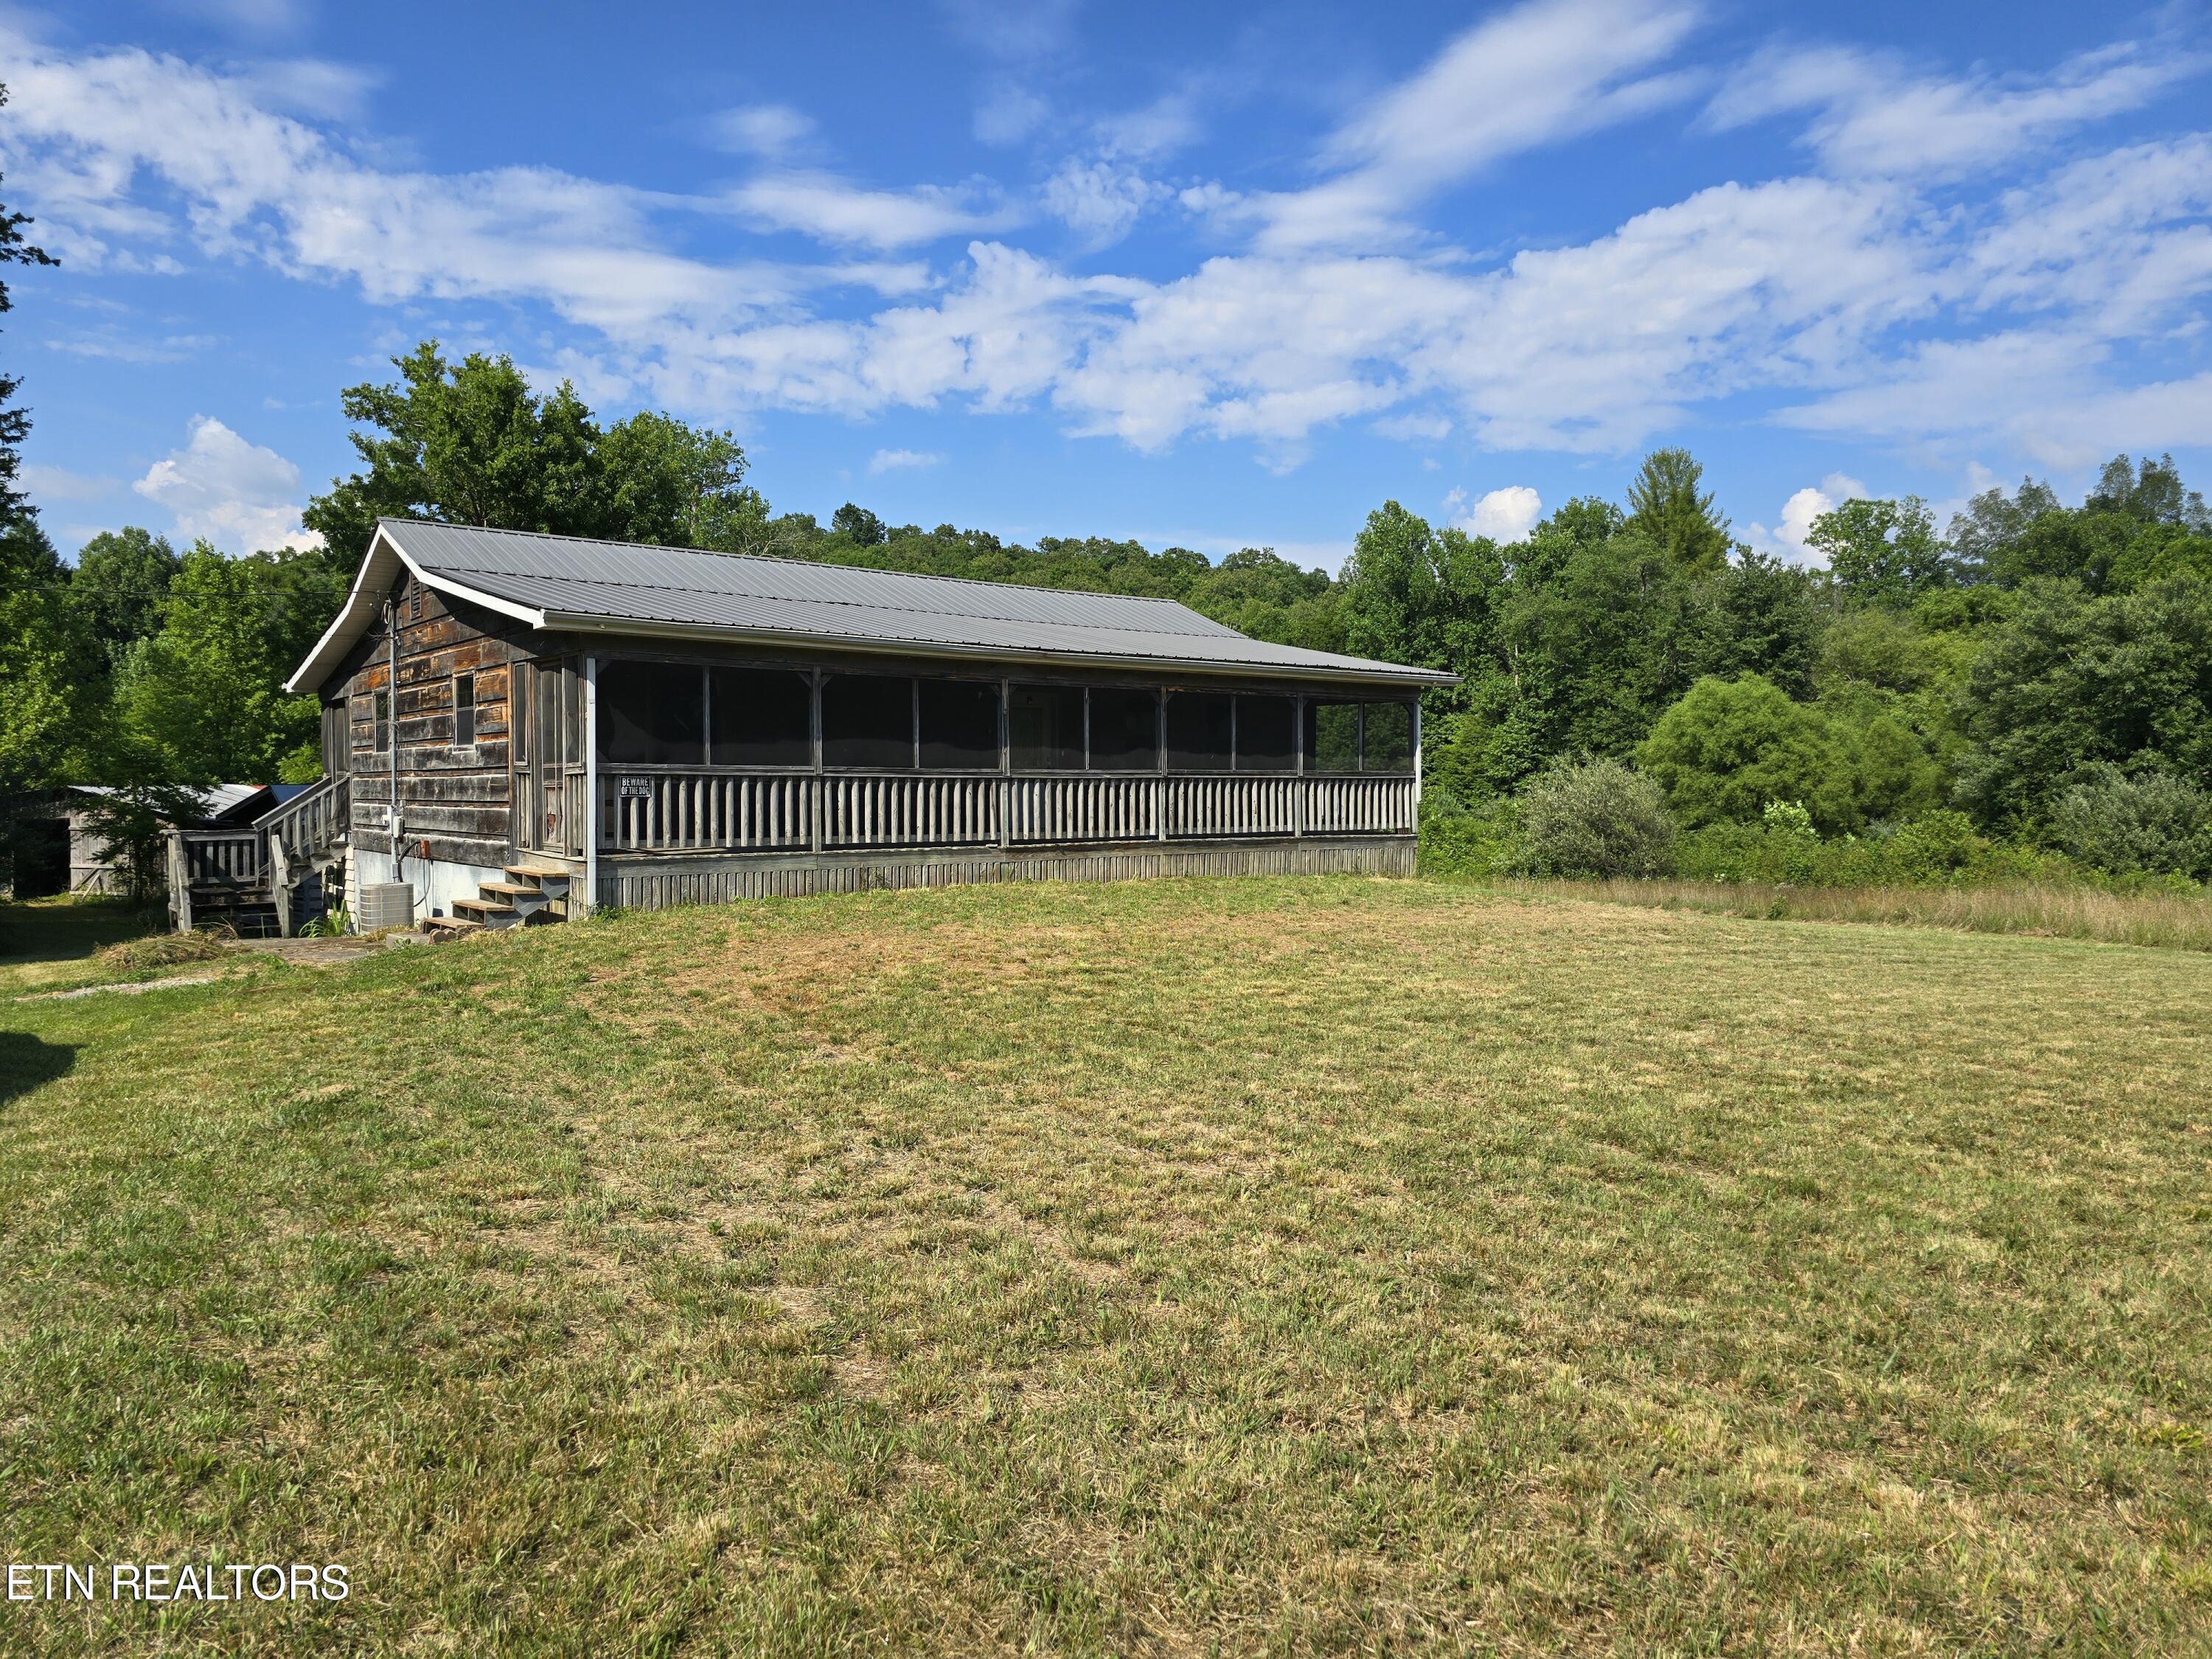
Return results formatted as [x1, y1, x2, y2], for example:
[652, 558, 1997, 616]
[426, 914, 482, 934]
[504, 864, 574, 891]
[481, 881, 552, 900]
[451, 896, 515, 916]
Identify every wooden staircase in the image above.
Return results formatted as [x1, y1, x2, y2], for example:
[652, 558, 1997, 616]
[167, 775, 351, 937]
[442, 865, 574, 932]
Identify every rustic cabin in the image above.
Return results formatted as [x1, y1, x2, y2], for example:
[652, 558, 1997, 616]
[168, 518, 1455, 933]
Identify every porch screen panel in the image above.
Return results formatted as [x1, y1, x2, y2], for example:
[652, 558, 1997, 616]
[709, 668, 812, 768]
[822, 674, 915, 769]
[1088, 689, 1159, 771]
[598, 661, 704, 764]
[1303, 702, 1360, 773]
[1166, 692, 1233, 772]
[1363, 703, 1415, 773]
[919, 680, 1001, 770]
[1009, 685, 1082, 771]
[1235, 696, 1295, 773]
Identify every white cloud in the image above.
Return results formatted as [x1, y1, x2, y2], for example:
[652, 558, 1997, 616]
[19, 462, 114, 502]
[868, 448, 944, 473]
[723, 171, 1018, 250]
[6, 17, 2211, 476]
[1709, 38, 2200, 178]
[973, 83, 1051, 146]
[1374, 412, 1451, 442]
[131, 417, 321, 552]
[1446, 484, 1543, 542]
[1253, 0, 1703, 250]
[1745, 471, 1866, 564]
[232, 58, 381, 122]
[709, 103, 814, 158]
[1093, 92, 1202, 161]
[1041, 157, 1169, 247]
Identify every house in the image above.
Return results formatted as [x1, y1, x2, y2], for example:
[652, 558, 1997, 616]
[189, 518, 1454, 933]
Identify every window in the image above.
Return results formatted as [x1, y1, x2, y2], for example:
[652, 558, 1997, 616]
[1166, 692, 1234, 771]
[372, 691, 391, 757]
[453, 672, 476, 746]
[709, 668, 812, 768]
[1363, 703, 1414, 773]
[822, 674, 914, 769]
[597, 660, 705, 764]
[1088, 689, 1159, 771]
[1304, 703, 1360, 773]
[1235, 696, 1295, 773]
[1300, 700, 1415, 772]
[408, 581, 424, 623]
[920, 679, 1001, 770]
[1009, 684, 1082, 771]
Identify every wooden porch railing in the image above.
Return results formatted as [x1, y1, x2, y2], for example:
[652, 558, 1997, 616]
[596, 769, 1416, 853]
[167, 774, 355, 933]
[255, 773, 350, 860]
[1007, 776, 1158, 844]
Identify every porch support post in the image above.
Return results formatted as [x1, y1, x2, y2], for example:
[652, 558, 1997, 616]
[809, 669, 824, 855]
[582, 654, 599, 916]
[1411, 695, 1423, 832]
[1155, 690, 1167, 842]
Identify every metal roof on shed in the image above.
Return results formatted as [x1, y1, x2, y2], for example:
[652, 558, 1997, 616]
[286, 518, 1457, 692]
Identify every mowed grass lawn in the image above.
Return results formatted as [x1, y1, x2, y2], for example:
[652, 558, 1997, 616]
[4, 879, 2211, 1655]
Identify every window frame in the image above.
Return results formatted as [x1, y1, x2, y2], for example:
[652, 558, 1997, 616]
[453, 671, 476, 748]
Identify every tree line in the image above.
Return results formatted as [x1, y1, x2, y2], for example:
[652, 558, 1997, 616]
[7, 324, 2212, 892]
[1344, 451, 2212, 881]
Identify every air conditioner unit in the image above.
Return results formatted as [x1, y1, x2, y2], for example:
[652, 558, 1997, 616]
[358, 882, 415, 933]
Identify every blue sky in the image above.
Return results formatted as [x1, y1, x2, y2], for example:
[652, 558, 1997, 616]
[5, 0, 2210, 569]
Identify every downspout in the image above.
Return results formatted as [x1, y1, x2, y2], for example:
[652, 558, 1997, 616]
[388, 596, 403, 895]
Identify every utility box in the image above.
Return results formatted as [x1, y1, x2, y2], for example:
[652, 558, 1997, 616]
[357, 882, 415, 933]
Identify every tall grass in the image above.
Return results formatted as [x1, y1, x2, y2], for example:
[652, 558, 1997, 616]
[1499, 876, 2212, 950]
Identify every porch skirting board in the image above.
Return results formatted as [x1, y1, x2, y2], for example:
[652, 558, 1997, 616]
[596, 835, 1416, 910]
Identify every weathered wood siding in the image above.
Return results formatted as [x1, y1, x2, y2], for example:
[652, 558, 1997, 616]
[337, 574, 522, 867]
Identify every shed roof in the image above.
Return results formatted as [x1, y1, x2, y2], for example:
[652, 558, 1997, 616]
[285, 519, 1456, 693]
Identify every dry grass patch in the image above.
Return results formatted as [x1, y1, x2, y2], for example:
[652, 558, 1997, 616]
[1501, 874, 2212, 950]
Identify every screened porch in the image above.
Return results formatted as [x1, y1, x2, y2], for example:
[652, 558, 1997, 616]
[591, 658, 1420, 855]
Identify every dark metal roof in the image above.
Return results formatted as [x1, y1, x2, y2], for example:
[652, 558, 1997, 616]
[287, 518, 1458, 692]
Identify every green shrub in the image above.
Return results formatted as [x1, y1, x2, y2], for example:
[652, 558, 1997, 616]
[2046, 765, 2212, 878]
[1416, 790, 1523, 879]
[1674, 807, 2070, 888]
[1637, 673, 1941, 834]
[1512, 758, 1675, 878]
